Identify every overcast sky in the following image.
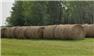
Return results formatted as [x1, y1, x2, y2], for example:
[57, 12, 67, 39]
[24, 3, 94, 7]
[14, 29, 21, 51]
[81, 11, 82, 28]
[0, 0, 15, 26]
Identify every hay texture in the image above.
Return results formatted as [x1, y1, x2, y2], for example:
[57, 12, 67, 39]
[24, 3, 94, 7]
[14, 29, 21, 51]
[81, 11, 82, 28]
[14, 26, 27, 39]
[82, 24, 94, 37]
[9, 27, 17, 38]
[2, 27, 16, 38]
[25, 26, 44, 39]
[4, 27, 11, 38]
[55, 24, 85, 40]
[1, 26, 7, 37]
[43, 25, 57, 39]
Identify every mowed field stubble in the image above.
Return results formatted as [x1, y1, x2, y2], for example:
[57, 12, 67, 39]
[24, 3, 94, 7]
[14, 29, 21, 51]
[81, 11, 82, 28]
[1, 38, 94, 56]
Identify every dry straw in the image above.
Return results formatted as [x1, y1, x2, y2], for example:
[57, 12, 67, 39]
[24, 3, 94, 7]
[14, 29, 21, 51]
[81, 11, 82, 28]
[82, 24, 94, 37]
[14, 26, 27, 39]
[4, 27, 11, 38]
[1, 24, 86, 40]
[55, 24, 85, 40]
[43, 25, 57, 39]
[1, 26, 7, 37]
[25, 26, 44, 39]
[8, 27, 17, 38]
[3, 27, 16, 38]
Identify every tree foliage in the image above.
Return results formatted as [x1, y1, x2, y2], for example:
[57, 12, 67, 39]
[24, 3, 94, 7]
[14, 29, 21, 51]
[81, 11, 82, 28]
[6, 1, 94, 26]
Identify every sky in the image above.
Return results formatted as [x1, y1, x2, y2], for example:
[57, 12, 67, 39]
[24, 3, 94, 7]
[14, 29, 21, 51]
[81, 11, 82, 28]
[0, 0, 15, 26]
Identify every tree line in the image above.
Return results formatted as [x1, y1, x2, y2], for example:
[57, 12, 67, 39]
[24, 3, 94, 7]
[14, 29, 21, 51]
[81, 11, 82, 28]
[6, 1, 94, 26]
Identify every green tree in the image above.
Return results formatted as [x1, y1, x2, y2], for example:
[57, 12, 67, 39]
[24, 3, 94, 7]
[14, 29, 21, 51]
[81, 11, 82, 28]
[7, 1, 25, 26]
[47, 1, 63, 24]
[6, 1, 94, 26]
[63, 1, 94, 24]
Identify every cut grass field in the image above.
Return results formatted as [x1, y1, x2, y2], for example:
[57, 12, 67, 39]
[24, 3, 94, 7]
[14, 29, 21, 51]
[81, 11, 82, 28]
[1, 38, 94, 56]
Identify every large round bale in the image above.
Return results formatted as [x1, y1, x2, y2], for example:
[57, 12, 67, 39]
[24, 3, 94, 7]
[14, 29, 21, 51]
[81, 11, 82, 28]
[9, 27, 17, 38]
[4, 27, 12, 38]
[43, 25, 57, 39]
[54, 24, 85, 40]
[14, 26, 27, 39]
[25, 26, 44, 39]
[82, 24, 94, 37]
[1, 26, 7, 38]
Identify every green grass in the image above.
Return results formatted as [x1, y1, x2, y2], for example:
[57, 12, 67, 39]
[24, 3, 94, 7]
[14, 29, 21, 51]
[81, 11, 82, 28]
[1, 38, 94, 56]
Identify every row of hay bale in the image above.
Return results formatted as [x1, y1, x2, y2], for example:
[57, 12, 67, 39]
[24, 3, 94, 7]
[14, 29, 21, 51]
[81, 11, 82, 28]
[1, 24, 94, 40]
[1, 26, 44, 39]
[44, 24, 85, 40]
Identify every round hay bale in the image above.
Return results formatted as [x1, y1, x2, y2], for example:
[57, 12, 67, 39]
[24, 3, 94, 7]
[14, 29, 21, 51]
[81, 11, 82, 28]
[43, 25, 57, 39]
[9, 27, 17, 38]
[54, 24, 85, 40]
[25, 26, 44, 39]
[5, 27, 17, 38]
[14, 26, 27, 39]
[1, 26, 7, 38]
[82, 24, 94, 37]
[4, 27, 11, 38]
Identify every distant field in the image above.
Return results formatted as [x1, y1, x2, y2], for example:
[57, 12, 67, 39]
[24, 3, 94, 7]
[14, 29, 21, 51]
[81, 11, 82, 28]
[1, 38, 94, 56]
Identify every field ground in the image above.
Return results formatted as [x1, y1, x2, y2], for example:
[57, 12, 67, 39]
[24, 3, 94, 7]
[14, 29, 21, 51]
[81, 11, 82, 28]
[1, 38, 94, 56]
